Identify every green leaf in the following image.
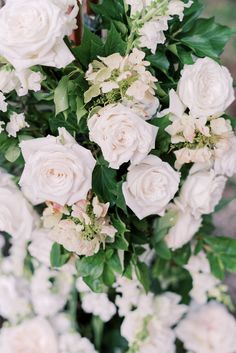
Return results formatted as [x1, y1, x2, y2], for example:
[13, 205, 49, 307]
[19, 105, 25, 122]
[92, 160, 117, 204]
[147, 51, 170, 73]
[154, 240, 172, 260]
[153, 209, 178, 244]
[5, 145, 20, 162]
[135, 261, 150, 293]
[116, 181, 128, 214]
[49, 113, 78, 135]
[83, 276, 106, 293]
[108, 251, 123, 274]
[54, 76, 69, 116]
[173, 244, 191, 266]
[76, 96, 87, 124]
[180, 0, 204, 33]
[207, 253, 225, 280]
[104, 24, 127, 56]
[178, 18, 235, 59]
[73, 27, 104, 68]
[150, 115, 171, 155]
[91, 0, 127, 28]
[103, 264, 116, 286]
[50, 243, 70, 268]
[76, 252, 105, 279]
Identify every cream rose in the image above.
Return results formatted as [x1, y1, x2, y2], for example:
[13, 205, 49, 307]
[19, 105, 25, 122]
[0, 169, 35, 240]
[165, 202, 202, 250]
[178, 57, 235, 118]
[88, 104, 158, 169]
[0, 0, 75, 70]
[176, 302, 236, 353]
[0, 317, 58, 353]
[179, 169, 226, 218]
[19, 128, 96, 206]
[122, 155, 180, 219]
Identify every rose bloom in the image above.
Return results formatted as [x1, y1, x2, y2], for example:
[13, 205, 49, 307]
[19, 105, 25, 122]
[214, 137, 236, 177]
[176, 302, 236, 353]
[178, 57, 235, 118]
[88, 104, 158, 169]
[179, 169, 226, 218]
[122, 155, 180, 219]
[19, 128, 96, 206]
[0, 169, 35, 240]
[0, 317, 58, 353]
[0, 0, 76, 70]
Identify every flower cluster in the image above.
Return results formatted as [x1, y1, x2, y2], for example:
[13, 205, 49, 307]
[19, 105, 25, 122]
[43, 196, 117, 257]
[125, 0, 193, 53]
[0, 0, 236, 352]
[84, 49, 159, 119]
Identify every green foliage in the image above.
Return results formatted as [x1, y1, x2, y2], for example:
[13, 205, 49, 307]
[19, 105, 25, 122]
[50, 243, 70, 268]
[177, 18, 235, 60]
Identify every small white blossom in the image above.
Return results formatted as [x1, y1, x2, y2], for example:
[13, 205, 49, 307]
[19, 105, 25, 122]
[6, 112, 29, 137]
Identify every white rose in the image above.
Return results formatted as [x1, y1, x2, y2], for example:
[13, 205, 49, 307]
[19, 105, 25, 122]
[122, 155, 180, 219]
[88, 104, 158, 169]
[176, 302, 236, 353]
[0, 91, 7, 112]
[179, 169, 226, 218]
[0, 169, 35, 240]
[178, 57, 235, 118]
[0, 0, 75, 70]
[165, 203, 202, 250]
[19, 128, 96, 206]
[50, 0, 79, 35]
[214, 137, 236, 177]
[0, 317, 58, 353]
[6, 112, 29, 137]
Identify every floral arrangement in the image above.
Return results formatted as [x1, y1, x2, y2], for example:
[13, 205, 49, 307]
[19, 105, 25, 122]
[0, 0, 236, 352]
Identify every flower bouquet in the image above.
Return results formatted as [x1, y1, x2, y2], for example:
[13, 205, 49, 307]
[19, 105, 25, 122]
[0, 0, 236, 352]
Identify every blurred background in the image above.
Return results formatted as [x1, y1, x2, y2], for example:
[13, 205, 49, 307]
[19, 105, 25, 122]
[203, 0, 236, 299]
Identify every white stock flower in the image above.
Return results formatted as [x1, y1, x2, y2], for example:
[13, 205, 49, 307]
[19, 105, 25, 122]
[165, 202, 202, 250]
[0, 275, 30, 323]
[19, 128, 96, 206]
[6, 112, 29, 137]
[15, 69, 44, 96]
[168, 0, 193, 21]
[0, 0, 75, 70]
[59, 332, 97, 353]
[80, 292, 116, 322]
[185, 252, 220, 304]
[31, 265, 72, 317]
[88, 104, 158, 169]
[28, 228, 54, 267]
[0, 91, 7, 112]
[176, 302, 236, 353]
[178, 57, 235, 118]
[179, 169, 226, 218]
[0, 66, 18, 93]
[123, 155, 180, 219]
[0, 169, 35, 240]
[139, 19, 168, 54]
[0, 317, 58, 353]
